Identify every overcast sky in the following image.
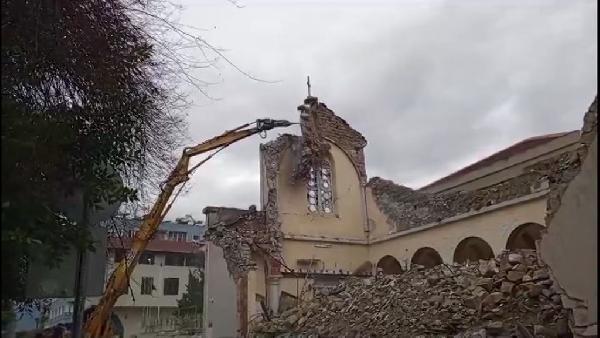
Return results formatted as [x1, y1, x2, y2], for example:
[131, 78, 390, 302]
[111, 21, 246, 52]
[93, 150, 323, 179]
[163, 0, 597, 221]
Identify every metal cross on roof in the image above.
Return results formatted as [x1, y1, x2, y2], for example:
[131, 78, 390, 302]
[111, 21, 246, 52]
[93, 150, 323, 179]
[307, 75, 311, 97]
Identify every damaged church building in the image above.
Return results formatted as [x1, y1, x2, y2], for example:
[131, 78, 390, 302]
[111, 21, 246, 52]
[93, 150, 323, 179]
[202, 95, 597, 337]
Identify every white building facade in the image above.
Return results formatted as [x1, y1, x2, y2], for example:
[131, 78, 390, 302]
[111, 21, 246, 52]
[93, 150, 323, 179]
[45, 217, 206, 338]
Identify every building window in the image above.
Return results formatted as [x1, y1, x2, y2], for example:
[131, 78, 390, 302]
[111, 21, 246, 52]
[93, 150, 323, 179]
[141, 277, 154, 295]
[138, 252, 155, 265]
[192, 235, 200, 241]
[307, 159, 334, 214]
[186, 253, 204, 267]
[163, 278, 179, 295]
[154, 230, 167, 240]
[168, 231, 187, 242]
[164, 253, 185, 266]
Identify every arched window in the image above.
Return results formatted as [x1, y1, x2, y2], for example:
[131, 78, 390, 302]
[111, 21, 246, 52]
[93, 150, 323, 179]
[453, 236, 494, 264]
[376, 255, 403, 275]
[411, 247, 443, 268]
[506, 223, 545, 250]
[307, 159, 334, 214]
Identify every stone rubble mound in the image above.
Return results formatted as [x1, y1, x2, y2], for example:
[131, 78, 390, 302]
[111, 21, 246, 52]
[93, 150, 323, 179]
[251, 250, 569, 337]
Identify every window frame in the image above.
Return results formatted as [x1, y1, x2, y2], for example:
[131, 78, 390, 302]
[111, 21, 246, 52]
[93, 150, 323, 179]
[167, 231, 187, 242]
[138, 252, 155, 265]
[164, 253, 185, 266]
[307, 159, 335, 215]
[141, 277, 154, 295]
[163, 278, 179, 296]
[186, 253, 203, 267]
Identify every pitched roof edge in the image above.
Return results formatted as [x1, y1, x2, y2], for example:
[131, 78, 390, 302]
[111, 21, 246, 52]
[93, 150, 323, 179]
[419, 130, 579, 190]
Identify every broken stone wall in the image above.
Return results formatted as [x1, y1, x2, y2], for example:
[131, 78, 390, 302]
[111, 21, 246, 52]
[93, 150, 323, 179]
[203, 207, 256, 277]
[202, 135, 296, 281]
[539, 96, 597, 337]
[204, 208, 283, 280]
[367, 194, 548, 268]
[421, 131, 581, 194]
[367, 145, 584, 233]
[261, 134, 299, 232]
[205, 93, 372, 313]
[296, 97, 368, 184]
[204, 206, 285, 337]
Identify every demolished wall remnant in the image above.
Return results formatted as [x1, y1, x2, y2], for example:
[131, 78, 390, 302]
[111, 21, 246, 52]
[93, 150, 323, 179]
[204, 208, 283, 280]
[368, 146, 585, 232]
[204, 95, 370, 280]
[543, 96, 597, 226]
[368, 96, 596, 234]
[294, 96, 331, 181]
[539, 96, 597, 337]
[296, 96, 368, 184]
[252, 249, 570, 337]
[368, 173, 539, 232]
[261, 134, 297, 229]
[205, 134, 298, 280]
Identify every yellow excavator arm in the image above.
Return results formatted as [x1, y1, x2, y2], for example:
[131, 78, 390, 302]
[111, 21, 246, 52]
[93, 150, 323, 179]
[84, 119, 292, 337]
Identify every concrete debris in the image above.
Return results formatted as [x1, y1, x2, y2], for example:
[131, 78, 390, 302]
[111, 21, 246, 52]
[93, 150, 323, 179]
[251, 250, 569, 337]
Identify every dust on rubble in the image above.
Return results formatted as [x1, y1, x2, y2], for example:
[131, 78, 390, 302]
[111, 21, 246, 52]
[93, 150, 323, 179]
[251, 249, 570, 338]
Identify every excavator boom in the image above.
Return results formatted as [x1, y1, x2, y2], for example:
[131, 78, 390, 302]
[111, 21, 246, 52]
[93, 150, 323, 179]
[84, 119, 292, 337]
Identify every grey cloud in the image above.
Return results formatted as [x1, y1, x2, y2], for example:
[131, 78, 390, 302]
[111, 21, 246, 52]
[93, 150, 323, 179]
[165, 0, 596, 220]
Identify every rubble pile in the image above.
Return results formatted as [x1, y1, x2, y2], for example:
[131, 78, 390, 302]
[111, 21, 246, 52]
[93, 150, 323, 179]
[252, 250, 569, 337]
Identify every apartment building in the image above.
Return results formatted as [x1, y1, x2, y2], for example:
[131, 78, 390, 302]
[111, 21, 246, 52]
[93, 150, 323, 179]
[44, 217, 206, 338]
[107, 218, 206, 337]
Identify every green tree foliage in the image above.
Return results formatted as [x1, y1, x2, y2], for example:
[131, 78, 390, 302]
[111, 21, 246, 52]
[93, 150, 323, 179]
[1, 0, 186, 304]
[177, 270, 204, 317]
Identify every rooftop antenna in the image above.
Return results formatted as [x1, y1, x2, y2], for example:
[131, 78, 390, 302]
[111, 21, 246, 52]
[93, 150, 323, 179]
[307, 75, 311, 97]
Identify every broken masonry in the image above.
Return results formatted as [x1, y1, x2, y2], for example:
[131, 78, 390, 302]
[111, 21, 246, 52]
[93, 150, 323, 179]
[251, 249, 570, 337]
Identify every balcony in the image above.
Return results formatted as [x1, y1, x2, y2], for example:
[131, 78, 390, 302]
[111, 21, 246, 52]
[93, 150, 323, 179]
[142, 306, 203, 336]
